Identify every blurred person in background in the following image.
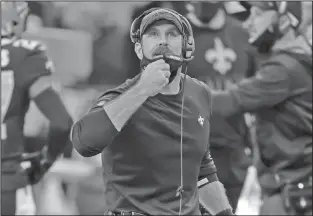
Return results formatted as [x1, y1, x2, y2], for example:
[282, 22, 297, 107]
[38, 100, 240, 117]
[212, 1, 312, 215]
[26, 14, 43, 33]
[13, 1, 100, 214]
[52, 2, 146, 87]
[27, 1, 56, 28]
[54, 87, 107, 215]
[23, 86, 103, 215]
[224, 1, 251, 22]
[169, 1, 255, 211]
[39, 3, 148, 214]
[1, 2, 73, 215]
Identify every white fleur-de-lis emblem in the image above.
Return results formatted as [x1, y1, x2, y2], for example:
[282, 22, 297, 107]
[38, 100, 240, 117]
[205, 37, 237, 75]
[198, 115, 204, 126]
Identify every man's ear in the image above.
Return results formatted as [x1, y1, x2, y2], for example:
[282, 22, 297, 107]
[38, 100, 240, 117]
[134, 42, 143, 60]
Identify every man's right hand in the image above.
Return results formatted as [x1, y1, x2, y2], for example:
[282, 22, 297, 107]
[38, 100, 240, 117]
[136, 59, 171, 97]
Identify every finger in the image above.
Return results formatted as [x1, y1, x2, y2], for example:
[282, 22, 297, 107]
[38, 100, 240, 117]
[163, 77, 169, 86]
[155, 75, 168, 87]
[162, 70, 171, 78]
[159, 63, 170, 70]
[154, 59, 166, 64]
[155, 61, 171, 70]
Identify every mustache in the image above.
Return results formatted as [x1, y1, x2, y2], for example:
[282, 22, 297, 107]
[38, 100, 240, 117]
[152, 45, 173, 57]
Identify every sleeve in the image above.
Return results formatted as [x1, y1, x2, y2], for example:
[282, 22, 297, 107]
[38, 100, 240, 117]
[89, 91, 121, 112]
[211, 63, 292, 117]
[33, 88, 73, 160]
[196, 80, 217, 180]
[16, 42, 53, 89]
[199, 148, 218, 181]
[71, 91, 121, 157]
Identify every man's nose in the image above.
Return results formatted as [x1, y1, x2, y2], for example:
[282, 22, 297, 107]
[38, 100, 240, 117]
[158, 34, 168, 46]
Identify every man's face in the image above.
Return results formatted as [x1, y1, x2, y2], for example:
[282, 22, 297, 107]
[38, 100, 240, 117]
[137, 20, 183, 60]
[243, 6, 278, 43]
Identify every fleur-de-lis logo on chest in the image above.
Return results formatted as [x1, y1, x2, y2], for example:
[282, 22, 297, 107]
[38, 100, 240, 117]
[205, 37, 237, 75]
[198, 115, 204, 127]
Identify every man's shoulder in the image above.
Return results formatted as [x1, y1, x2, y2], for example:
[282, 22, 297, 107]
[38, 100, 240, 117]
[185, 75, 213, 117]
[105, 75, 140, 96]
[92, 75, 141, 108]
[185, 75, 212, 93]
[185, 75, 213, 104]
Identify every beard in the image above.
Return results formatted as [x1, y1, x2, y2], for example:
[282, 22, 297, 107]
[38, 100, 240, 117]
[140, 45, 184, 83]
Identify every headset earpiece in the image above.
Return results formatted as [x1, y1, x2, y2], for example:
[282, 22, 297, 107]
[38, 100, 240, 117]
[181, 17, 195, 59]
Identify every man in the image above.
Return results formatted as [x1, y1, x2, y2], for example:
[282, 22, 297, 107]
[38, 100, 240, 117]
[211, 2, 312, 215]
[1, 2, 73, 215]
[169, 1, 255, 210]
[72, 8, 234, 215]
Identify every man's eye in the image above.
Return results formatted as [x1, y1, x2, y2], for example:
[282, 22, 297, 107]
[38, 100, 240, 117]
[148, 31, 158, 37]
[168, 31, 179, 37]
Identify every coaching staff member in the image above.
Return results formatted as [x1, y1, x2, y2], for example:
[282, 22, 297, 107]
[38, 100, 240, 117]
[212, 2, 312, 215]
[71, 8, 234, 216]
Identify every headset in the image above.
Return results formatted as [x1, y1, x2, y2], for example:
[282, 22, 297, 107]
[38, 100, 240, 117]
[130, 7, 195, 61]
